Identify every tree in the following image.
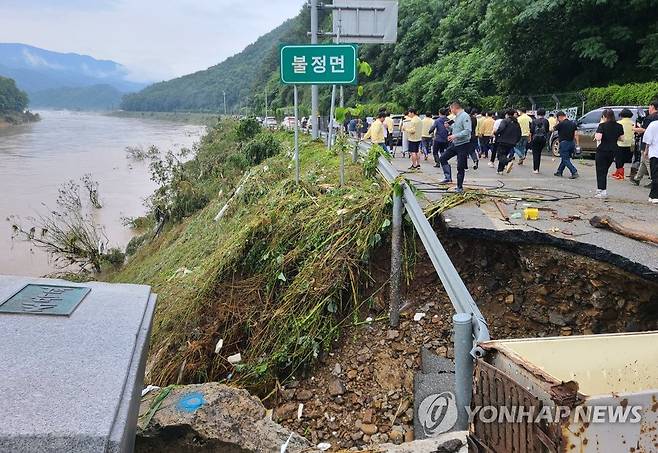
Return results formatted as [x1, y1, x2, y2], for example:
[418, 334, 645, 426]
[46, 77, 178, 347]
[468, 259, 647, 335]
[0, 76, 28, 112]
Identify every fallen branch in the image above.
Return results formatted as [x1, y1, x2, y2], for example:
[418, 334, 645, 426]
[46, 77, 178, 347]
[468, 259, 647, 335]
[589, 215, 658, 245]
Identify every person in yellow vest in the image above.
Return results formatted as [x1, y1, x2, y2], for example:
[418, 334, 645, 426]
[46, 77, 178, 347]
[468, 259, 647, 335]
[478, 111, 495, 160]
[402, 108, 423, 170]
[613, 108, 635, 180]
[515, 108, 533, 164]
[421, 112, 434, 161]
[363, 112, 388, 153]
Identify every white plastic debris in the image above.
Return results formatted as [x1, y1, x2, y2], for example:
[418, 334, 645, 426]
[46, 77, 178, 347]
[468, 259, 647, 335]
[227, 353, 242, 364]
[297, 403, 304, 420]
[316, 443, 331, 451]
[214, 338, 224, 354]
[414, 312, 426, 322]
[365, 316, 373, 324]
[141, 385, 161, 397]
[280, 433, 293, 453]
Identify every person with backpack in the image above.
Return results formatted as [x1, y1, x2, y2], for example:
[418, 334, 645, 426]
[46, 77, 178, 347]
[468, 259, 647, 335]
[429, 109, 449, 168]
[530, 108, 550, 173]
[494, 109, 522, 174]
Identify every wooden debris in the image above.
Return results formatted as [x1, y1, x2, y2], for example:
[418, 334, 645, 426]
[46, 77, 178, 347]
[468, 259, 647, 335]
[589, 215, 658, 245]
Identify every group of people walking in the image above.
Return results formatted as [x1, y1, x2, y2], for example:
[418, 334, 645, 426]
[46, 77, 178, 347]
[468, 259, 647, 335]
[361, 100, 658, 203]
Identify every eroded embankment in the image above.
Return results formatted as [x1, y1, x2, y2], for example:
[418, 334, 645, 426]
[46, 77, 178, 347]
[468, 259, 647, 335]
[114, 120, 657, 450]
[273, 235, 658, 449]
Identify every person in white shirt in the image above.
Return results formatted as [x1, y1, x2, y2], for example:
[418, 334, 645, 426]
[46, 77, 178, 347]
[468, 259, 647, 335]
[642, 119, 658, 203]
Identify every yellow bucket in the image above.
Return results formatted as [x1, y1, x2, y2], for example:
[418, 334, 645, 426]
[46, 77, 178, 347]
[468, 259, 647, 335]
[524, 208, 539, 220]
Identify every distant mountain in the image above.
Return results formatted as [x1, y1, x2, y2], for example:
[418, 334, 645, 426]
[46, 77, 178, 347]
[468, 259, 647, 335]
[121, 12, 305, 113]
[0, 43, 148, 109]
[29, 84, 124, 110]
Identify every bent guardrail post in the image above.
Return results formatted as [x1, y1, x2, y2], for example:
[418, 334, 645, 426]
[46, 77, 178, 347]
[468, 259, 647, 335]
[376, 155, 490, 357]
[389, 190, 403, 327]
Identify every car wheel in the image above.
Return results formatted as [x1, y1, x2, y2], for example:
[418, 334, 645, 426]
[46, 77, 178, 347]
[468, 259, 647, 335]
[551, 139, 560, 157]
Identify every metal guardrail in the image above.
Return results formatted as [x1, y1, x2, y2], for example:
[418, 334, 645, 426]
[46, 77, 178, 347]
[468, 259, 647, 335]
[374, 153, 490, 357]
[315, 130, 490, 356]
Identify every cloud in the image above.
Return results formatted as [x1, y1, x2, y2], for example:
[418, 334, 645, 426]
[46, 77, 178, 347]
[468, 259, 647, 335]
[0, 0, 304, 82]
[21, 48, 64, 70]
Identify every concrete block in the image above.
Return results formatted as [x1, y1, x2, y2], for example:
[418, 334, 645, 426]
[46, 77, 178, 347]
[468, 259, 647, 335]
[0, 275, 156, 453]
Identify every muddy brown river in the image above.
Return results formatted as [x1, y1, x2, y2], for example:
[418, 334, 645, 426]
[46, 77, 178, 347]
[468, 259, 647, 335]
[0, 110, 205, 276]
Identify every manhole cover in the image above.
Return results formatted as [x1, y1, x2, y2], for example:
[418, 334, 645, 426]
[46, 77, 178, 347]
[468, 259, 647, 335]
[0, 284, 90, 316]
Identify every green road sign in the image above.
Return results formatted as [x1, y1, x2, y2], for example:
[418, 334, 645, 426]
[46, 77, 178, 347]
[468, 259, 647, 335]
[280, 44, 358, 85]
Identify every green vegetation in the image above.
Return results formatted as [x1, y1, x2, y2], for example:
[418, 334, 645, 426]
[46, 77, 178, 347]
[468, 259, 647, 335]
[0, 75, 28, 112]
[121, 0, 657, 116]
[110, 120, 403, 389]
[581, 82, 658, 109]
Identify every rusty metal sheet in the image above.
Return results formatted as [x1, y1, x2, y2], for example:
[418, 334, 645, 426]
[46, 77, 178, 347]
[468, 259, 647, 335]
[472, 360, 561, 453]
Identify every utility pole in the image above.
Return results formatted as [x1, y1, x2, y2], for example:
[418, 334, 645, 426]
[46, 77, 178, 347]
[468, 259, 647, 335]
[310, 0, 319, 139]
[223, 91, 227, 116]
[265, 86, 268, 119]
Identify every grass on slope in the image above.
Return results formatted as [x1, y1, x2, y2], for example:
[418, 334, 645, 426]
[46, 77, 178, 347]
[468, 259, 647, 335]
[111, 126, 397, 390]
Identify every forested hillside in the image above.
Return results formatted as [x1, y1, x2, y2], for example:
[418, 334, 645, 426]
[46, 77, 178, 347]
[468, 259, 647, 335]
[122, 0, 658, 114]
[120, 15, 304, 112]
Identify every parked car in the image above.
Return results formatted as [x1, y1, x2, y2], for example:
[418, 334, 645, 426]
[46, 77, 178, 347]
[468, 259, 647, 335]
[390, 114, 405, 146]
[549, 106, 647, 156]
[281, 116, 298, 130]
[263, 116, 277, 129]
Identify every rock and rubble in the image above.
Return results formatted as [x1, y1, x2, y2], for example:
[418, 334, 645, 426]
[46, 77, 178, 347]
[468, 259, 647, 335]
[136, 383, 310, 453]
[274, 239, 657, 450]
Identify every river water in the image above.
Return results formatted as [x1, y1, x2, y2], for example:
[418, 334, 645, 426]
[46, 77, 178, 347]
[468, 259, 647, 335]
[0, 110, 205, 277]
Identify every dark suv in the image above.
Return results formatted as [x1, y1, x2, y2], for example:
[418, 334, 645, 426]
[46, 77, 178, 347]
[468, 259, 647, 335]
[550, 106, 647, 156]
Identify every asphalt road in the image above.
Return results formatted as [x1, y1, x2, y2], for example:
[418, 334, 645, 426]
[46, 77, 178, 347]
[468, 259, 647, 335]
[389, 151, 658, 280]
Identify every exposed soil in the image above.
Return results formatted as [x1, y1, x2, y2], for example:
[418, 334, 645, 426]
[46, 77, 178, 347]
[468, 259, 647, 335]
[272, 235, 658, 450]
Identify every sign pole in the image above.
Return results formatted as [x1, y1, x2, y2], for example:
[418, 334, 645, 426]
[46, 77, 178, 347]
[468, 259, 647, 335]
[328, 84, 336, 149]
[294, 84, 300, 184]
[310, 0, 319, 139]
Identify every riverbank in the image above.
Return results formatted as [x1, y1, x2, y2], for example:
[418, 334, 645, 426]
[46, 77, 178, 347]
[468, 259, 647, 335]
[0, 110, 205, 277]
[0, 110, 40, 128]
[106, 110, 220, 126]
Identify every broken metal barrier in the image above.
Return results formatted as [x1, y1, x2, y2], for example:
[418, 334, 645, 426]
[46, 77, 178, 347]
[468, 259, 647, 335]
[308, 130, 491, 430]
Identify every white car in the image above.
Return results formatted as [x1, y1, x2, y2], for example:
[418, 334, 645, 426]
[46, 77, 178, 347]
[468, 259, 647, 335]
[281, 116, 298, 130]
[263, 117, 277, 129]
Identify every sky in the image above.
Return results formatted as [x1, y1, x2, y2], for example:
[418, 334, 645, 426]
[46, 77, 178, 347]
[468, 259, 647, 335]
[0, 0, 304, 82]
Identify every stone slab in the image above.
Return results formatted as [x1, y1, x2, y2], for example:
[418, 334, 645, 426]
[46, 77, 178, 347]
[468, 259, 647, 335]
[413, 373, 457, 441]
[0, 275, 156, 453]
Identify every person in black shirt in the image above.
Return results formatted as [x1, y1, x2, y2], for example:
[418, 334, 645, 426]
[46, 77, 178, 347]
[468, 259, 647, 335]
[530, 108, 550, 173]
[553, 112, 580, 179]
[594, 109, 624, 198]
[495, 109, 522, 174]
